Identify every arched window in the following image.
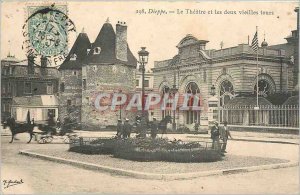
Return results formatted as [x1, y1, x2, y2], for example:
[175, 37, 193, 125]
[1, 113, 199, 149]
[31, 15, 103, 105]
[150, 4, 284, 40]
[185, 82, 200, 125]
[254, 79, 271, 97]
[219, 80, 234, 106]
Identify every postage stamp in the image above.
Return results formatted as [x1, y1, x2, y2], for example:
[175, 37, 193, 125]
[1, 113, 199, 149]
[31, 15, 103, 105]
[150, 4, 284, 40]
[22, 3, 76, 66]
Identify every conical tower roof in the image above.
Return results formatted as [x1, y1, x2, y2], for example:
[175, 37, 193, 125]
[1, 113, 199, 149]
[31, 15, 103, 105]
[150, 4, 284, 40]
[59, 32, 91, 70]
[85, 21, 137, 67]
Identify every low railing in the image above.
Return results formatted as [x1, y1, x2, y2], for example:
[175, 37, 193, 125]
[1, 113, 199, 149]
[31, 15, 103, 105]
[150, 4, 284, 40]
[219, 105, 299, 128]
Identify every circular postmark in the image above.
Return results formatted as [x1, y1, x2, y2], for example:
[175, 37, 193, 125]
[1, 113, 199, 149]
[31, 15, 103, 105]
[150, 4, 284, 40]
[22, 3, 76, 66]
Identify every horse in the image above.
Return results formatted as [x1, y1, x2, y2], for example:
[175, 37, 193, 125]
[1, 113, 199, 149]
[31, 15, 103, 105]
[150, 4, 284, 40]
[147, 116, 172, 137]
[5, 117, 35, 143]
[158, 115, 172, 135]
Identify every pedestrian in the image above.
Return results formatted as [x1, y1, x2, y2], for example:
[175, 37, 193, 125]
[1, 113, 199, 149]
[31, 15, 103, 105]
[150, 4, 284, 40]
[116, 119, 123, 138]
[135, 120, 143, 138]
[220, 121, 232, 153]
[151, 117, 158, 139]
[123, 118, 132, 138]
[210, 121, 221, 153]
[194, 120, 200, 134]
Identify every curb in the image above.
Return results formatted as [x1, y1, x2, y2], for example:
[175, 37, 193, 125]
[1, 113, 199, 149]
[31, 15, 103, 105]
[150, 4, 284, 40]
[19, 150, 299, 180]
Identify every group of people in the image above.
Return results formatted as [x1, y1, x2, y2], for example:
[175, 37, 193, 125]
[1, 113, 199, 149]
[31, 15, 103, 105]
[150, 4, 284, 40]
[210, 121, 233, 155]
[116, 118, 133, 138]
[116, 116, 160, 139]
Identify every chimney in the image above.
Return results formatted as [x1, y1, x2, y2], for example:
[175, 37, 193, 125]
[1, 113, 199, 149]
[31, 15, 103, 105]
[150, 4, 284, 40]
[199, 40, 209, 50]
[41, 56, 47, 75]
[28, 55, 35, 75]
[115, 21, 128, 61]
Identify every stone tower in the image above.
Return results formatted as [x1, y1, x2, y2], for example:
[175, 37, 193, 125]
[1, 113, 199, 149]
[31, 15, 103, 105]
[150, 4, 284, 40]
[58, 31, 91, 124]
[81, 20, 137, 128]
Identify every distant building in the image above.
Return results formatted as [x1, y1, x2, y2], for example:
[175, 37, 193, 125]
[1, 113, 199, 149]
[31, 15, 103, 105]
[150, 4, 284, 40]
[1, 55, 59, 123]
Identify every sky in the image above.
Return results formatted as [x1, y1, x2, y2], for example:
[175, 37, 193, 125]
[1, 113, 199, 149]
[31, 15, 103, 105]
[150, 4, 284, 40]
[1, 1, 298, 70]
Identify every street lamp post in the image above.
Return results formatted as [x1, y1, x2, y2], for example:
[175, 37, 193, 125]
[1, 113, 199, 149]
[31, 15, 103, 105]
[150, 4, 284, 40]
[119, 89, 122, 120]
[138, 47, 149, 120]
[170, 84, 178, 131]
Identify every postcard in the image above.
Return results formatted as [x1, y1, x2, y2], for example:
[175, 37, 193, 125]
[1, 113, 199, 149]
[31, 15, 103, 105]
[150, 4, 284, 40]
[1, 1, 299, 194]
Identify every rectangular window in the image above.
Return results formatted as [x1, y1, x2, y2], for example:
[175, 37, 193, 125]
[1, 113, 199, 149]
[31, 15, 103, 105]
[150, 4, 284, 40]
[203, 70, 207, 83]
[24, 82, 32, 94]
[60, 82, 65, 92]
[75, 98, 81, 106]
[67, 99, 71, 106]
[73, 71, 77, 76]
[2, 84, 6, 94]
[47, 83, 53, 94]
[7, 82, 11, 93]
[136, 79, 139, 87]
[144, 80, 149, 88]
[83, 79, 87, 90]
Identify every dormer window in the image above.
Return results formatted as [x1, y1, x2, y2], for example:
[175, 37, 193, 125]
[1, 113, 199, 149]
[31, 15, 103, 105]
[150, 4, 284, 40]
[93, 47, 101, 54]
[70, 53, 77, 61]
[87, 49, 91, 55]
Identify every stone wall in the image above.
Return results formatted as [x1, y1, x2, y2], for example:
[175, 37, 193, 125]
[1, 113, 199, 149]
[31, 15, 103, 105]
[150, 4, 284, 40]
[81, 64, 136, 127]
[58, 69, 82, 123]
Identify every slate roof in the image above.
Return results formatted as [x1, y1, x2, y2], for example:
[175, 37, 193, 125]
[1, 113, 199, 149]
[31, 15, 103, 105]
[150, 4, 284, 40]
[224, 97, 273, 107]
[84, 22, 137, 67]
[12, 95, 59, 107]
[267, 43, 295, 57]
[2, 55, 20, 62]
[283, 96, 299, 106]
[59, 32, 91, 70]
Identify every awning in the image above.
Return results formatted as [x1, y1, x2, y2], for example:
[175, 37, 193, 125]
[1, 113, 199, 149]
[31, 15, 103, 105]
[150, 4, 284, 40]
[12, 95, 59, 107]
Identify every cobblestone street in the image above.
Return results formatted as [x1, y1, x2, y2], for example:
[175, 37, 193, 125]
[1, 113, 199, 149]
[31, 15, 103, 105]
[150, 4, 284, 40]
[1, 132, 299, 194]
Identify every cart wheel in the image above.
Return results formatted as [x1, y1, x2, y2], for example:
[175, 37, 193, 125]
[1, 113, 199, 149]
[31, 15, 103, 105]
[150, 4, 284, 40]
[38, 138, 46, 144]
[46, 136, 53, 143]
[63, 137, 70, 144]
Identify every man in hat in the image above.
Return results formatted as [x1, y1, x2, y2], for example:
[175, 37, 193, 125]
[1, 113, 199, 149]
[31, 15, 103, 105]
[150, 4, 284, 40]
[151, 117, 158, 139]
[194, 120, 200, 134]
[123, 118, 132, 138]
[116, 119, 123, 138]
[220, 121, 232, 153]
[210, 121, 221, 152]
[135, 120, 143, 138]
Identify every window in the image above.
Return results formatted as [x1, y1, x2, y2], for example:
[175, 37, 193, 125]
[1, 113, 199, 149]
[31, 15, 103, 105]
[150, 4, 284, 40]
[7, 82, 11, 93]
[70, 53, 77, 61]
[47, 83, 53, 94]
[9, 67, 14, 75]
[85, 97, 90, 105]
[219, 80, 234, 106]
[136, 79, 139, 87]
[2, 84, 6, 94]
[83, 79, 87, 90]
[67, 99, 72, 106]
[87, 49, 91, 55]
[93, 47, 101, 54]
[185, 82, 201, 124]
[73, 71, 77, 76]
[203, 69, 207, 82]
[222, 67, 227, 75]
[144, 80, 149, 88]
[60, 82, 65, 92]
[24, 82, 32, 94]
[76, 98, 81, 106]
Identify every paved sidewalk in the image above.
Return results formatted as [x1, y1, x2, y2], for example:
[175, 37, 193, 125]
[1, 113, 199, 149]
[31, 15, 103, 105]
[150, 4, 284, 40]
[72, 130, 299, 144]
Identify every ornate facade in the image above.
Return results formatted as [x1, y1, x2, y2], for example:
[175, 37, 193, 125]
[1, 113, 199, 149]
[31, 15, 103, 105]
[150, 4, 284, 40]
[152, 26, 298, 127]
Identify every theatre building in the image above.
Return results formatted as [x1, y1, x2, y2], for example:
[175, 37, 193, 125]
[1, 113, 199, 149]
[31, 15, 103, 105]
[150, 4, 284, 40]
[152, 18, 298, 129]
